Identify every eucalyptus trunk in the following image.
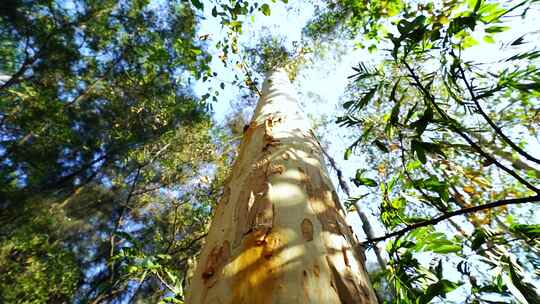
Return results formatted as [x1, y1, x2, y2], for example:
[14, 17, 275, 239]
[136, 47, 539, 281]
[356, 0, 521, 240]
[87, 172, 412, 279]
[187, 70, 378, 304]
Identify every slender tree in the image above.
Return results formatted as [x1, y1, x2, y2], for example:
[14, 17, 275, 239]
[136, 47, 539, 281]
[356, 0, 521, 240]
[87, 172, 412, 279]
[187, 69, 378, 303]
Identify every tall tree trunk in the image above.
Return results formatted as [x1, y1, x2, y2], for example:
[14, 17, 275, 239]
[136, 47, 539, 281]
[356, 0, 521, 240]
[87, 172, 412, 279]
[186, 70, 378, 304]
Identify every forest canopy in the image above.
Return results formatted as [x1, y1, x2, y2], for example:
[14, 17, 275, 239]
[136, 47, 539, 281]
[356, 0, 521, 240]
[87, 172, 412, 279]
[1, 0, 539, 303]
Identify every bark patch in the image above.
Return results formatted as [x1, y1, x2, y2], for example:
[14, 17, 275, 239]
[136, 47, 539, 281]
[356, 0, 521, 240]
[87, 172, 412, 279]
[262, 118, 281, 151]
[300, 218, 314, 241]
[234, 154, 274, 247]
[230, 232, 283, 304]
[268, 164, 284, 176]
[342, 246, 350, 267]
[202, 240, 230, 287]
[326, 256, 370, 304]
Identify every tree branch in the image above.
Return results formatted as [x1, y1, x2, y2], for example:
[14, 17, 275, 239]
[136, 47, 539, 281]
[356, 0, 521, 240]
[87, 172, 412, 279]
[398, 134, 468, 236]
[365, 195, 540, 244]
[455, 60, 540, 166]
[403, 61, 539, 194]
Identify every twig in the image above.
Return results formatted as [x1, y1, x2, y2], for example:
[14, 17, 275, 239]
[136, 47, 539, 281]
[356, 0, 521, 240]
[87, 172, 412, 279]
[155, 270, 179, 294]
[170, 232, 208, 256]
[109, 166, 142, 294]
[241, 58, 262, 97]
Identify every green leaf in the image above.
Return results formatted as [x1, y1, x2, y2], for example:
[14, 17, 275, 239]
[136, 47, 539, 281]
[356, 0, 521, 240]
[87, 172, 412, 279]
[410, 106, 433, 136]
[373, 139, 389, 153]
[473, 0, 482, 13]
[448, 16, 476, 36]
[389, 79, 401, 126]
[471, 228, 488, 251]
[351, 86, 377, 111]
[511, 35, 526, 46]
[343, 100, 355, 110]
[432, 243, 461, 253]
[509, 224, 540, 238]
[406, 160, 421, 171]
[419, 279, 461, 304]
[211, 7, 218, 17]
[412, 139, 427, 164]
[462, 35, 479, 48]
[485, 25, 509, 33]
[190, 0, 203, 10]
[483, 35, 495, 44]
[356, 177, 377, 187]
[353, 170, 377, 187]
[504, 257, 540, 303]
[261, 4, 271, 16]
[344, 148, 352, 160]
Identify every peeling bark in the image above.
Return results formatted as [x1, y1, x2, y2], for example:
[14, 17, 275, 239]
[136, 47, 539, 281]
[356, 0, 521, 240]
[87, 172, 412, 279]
[186, 70, 378, 304]
[301, 218, 314, 241]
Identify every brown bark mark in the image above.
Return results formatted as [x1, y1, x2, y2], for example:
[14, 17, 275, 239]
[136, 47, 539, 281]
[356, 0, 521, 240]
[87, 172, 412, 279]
[251, 193, 274, 245]
[202, 240, 231, 287]
[342, 246, 350, 267]
[313, 263, 320, 277]
[230, 122, 265, 178]
[230, 231, 283, 304]
[304, 164, 366, 264]
[307, 187, 342, 235]
[301, 218, 314, 241]
[326, 256, 371, 304]
[282, 152, 290, 160]
[234, 153, 274, 247]
[262, 117, 281, 151]
[268, 164, 285, 176]
[298, 166, 308, 183]
[262, 227, 280, 258]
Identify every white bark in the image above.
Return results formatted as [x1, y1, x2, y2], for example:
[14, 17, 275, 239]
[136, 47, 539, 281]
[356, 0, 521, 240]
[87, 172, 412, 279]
[186, 70, 378, 304]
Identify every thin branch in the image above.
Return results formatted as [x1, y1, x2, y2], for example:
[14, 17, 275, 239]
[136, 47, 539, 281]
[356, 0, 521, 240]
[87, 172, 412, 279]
[403, 61, 539, 194]
[155, 270, 179, 294]
[169, 232, 208, 256]
[469, 132, 540, 178]
[166, 203, 182, 253]
[365, 195, 540, 244]
[398, 134, 468, 236]
[241, 58, 262, 97]
[109, 166, 142, 293]
[456, 60, 540, 165]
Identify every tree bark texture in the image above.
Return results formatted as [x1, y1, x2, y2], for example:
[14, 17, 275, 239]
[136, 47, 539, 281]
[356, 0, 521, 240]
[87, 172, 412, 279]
[186, 70, 378, 304]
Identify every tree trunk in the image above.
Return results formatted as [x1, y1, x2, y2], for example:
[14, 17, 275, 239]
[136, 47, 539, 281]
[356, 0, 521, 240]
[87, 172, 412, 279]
[186, 70, 378, 304]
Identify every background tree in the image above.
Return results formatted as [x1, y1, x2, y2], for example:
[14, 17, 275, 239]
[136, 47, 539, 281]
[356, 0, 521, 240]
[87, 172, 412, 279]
[0, 0, 224, 302]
